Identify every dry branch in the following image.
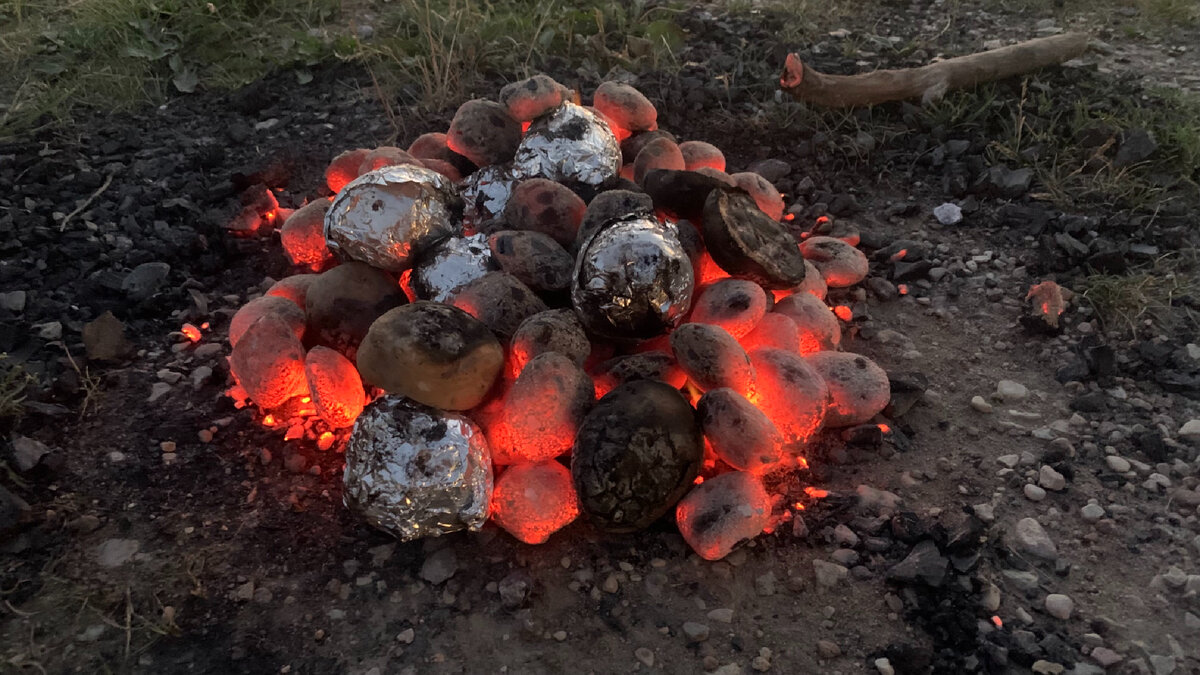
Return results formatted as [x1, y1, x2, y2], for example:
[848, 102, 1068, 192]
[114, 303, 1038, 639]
[780, 33, 1089, 108]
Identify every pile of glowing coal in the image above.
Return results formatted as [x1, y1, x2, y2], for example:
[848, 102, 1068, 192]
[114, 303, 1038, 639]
[225, 73, 893, 557]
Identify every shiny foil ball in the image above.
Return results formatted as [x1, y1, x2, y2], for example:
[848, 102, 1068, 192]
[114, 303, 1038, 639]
[571, 216, 695, 340]
[512, 103, 621, 187]
[460, 163, 518, 231]
[325, 164, 462, 273]
[410, 233, 497, 302]
[342, 396, 493, 541]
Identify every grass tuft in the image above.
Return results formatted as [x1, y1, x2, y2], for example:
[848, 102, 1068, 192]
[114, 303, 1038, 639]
[1080, 252, 1200, 334]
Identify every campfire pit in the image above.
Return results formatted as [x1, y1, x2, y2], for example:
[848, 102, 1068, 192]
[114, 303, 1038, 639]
[224, 75, 893, 561]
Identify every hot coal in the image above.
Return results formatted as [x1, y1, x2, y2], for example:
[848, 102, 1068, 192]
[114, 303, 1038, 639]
[740, 312, 800, 352]
[343, 396, 493, 541]
[676, 471, 771, 561]
[773, 292, 841, 354]
[418, 158, 463, 183]
[266, 274, 318, 310]
[633, 137, 685, 185]
[572, 216, 694, 340]
[359, 146, 419, 173]
[303, 345, 365, 428]
[356, 301, 503, 411]
[592, 351, 687, 396]
[502, 178, 587, 247]
[509, 309, 591, 373]
[679, 140, 725, 172]
[490, 460, 579, 544]
[786, 260, 829, 301]
[573, 189, 655, 254]
[800, 236, 870, 288]
[807, 351, 891, 427]
[488, 230, 574, 293]
[280, 199, 333, 267]
[325, 164, 463, 272]
[230, 315, 308, 410]
[325, 148, 370, 193]
[410, 233, 496, 302]
[451, 271, 549, 341]
[697, 388, 784, 472]
[447, 99, 523, 167]
[621, 130, 677, 164]
[512, 103, 620, 187]
[690, 279, 769, 339]
[702, 188, 807, 289]
[748, 347, 829, 447]
[641, 169, 729, 222]
[305, 262, 408, 357]
[670, 323, 755, 393]
[571, 380, 703, 532]
[730, 172, 785, 221]
[230, 295, 305, 348]
[499, 74, 568, 123]
[408, 132, 451, 160]
[489, 352, 593, 464]
[593, 81, 658, 133]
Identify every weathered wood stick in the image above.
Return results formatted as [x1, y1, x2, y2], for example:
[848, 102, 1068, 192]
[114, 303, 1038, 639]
[780, 33, 1090, 108]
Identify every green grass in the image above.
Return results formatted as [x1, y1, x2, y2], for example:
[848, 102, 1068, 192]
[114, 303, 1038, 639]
[360, 0, 684, 110]
[0, 353, 32, 424]
[1080, 252, 1200, 335]
[0, 0, 348, 138]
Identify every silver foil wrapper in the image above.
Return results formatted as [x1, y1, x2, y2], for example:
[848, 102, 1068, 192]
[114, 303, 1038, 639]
[460, 163, 518, 232]
[411, 233, 496, 302]
[343, 396, 493, 541]
[325, 164, 463, 273]
[571, 215, 695, 340]
[512, 103, 620, 187]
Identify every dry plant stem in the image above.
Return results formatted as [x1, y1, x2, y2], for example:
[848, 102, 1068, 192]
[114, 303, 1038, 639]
[780, 33, 1090, 108]
[59, 172, 113, 231]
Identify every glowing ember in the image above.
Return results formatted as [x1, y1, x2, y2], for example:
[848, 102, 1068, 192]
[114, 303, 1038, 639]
[304, 346, 366, 429]
[833, 305, 853, 322]
[1026, 280, 1072, 328]
[324, 148, 370, 194]
[229, 295, 306, 348]
[747, 347, 829, 447]
[490, 460, 580, 544]
[181, 323, 202, 343]
[676, 471, 771, 561]
[489, 352, 593, 465]
[806, 351, 891, 427]
[280, 199, 333, 267]
[697, 387, 785, 472]
[804, 487, 828, 498]
[773, 293, 841, 355]
[230, 316, 309, 410]
[689, 279, 768, 339]
[740, 313, 800, 353]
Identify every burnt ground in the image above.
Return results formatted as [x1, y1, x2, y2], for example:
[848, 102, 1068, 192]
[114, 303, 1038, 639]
[2, 1, 1200, 674]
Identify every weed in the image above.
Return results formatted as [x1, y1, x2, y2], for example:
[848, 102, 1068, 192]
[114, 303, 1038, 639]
[1080, 252, 1200, 334]
[0, 353, 33, 423]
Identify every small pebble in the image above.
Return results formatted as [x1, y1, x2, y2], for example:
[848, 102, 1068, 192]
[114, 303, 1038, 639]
[1024, 484, 1047, 502]
[1045, 593, 1073, 619]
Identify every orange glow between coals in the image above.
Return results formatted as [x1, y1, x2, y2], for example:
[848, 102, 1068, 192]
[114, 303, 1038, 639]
[889, 249, 907, 262]
[897, 284, 909, 295]
[804, 487, 828, 498]
[262, 414, 275, 426]
[833, 306, 853, 322]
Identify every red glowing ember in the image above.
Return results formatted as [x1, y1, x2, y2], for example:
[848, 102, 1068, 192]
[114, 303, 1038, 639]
[325, 148, 370, 193]
[490, 460, 580, 544]
[280, 199, 334, 268]
[181, 323, 202, 343]
[676, 471, 771, 561]
[304, 346, 366, 428]
[1026, 280, 1072, 328]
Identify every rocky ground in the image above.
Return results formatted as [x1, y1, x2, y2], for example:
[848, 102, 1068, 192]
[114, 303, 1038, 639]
[2, 1, 1199, 674]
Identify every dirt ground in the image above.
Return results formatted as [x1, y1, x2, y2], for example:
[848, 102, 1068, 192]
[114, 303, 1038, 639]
[2, 1, 1198, 674]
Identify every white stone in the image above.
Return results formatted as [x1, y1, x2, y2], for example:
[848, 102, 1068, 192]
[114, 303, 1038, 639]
[1024, 484, 1047, 501]
[1039, 466, 1067, 491]
[812, 560, 848, 587]
[971, 395, 994, 413]
[1080, 504, 1105, 521]
[1045, 593, 1073, 619]
[996, 380, 1028, 402]
[1178, 419, 1200, 441]
[933, 202, 963, 225]
[1013, 517, 1057, 560]
[998, 454, 1020, 469]
[973, 503, 995, 522]
[875, 657, 895, 675]
[1105, 455, 1131, 473]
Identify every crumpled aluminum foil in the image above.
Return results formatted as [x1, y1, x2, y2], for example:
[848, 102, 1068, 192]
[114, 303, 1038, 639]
[410, 232, 496, 302]
[571, 215, 695, 340]
[460, 163, 518, 232]
[343, 396, 493, 541]
[513, 103, 620, 187]
[325, 164, 462, 273]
